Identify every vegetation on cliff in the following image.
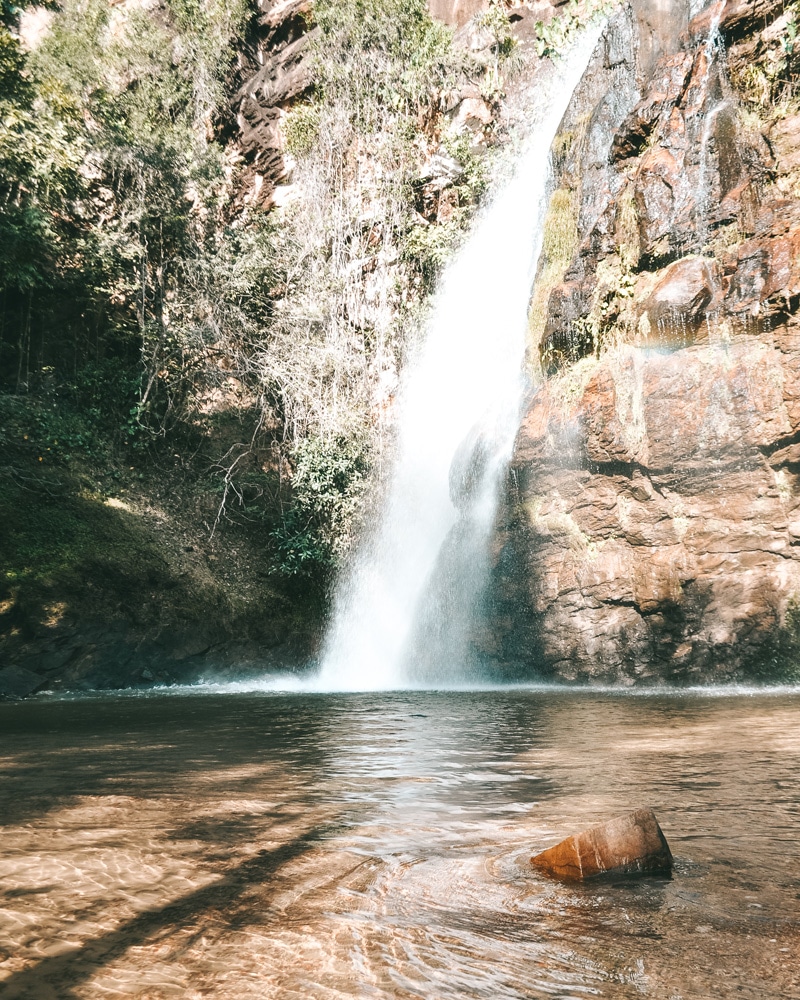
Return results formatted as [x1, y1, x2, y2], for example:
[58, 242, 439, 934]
[1, 0, 517, 685]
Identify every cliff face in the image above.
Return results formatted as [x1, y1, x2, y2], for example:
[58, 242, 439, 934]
[487, 0, 800, 683]
[0, 0, 546, 698]
[226, 0, 314, 211]
[7, 0, 799, 695]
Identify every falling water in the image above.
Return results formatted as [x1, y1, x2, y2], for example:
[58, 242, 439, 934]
[318, 28, 604, 692]
[695, 7, 726, 245]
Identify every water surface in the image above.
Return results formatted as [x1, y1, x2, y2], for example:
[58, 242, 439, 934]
[0, 690, 798, 998]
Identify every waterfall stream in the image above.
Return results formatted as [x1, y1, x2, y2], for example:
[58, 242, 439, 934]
[317, 28, 604, 692]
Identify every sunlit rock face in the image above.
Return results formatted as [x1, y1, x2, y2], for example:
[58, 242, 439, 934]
[229, 0, 315, 210]
[633, 0, 688, 80]
[427, 0, 487, 28]
[486, 0, 800, 683]
[489, 332, 800, 683]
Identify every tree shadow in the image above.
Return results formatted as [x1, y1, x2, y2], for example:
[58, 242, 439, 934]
[0, 693, 340, 827]
[0, 820, 337, 1000]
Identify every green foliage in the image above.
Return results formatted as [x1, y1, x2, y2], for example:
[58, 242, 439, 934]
[401, 219, 464, 289]
[441, 131, 488, 202]
[0, 0, 496, 598]
[399, 135, 486, 287]
[746, 599, 800, 683]
[0, 0, 250, 420]
[270, 435, 369, 582]
[0, 392, 104, 464]
[783, 9, 798, 56]
[313, 0, 460, 127]
[475, 3, 517, 61]
[0, 474, 105, 590]
[282, 103, 321, 157]
[529, 186, 578, 360]
[0, 21, 28, 103]
[0, 10, 86, 306]
[0, 207, 54, 293]
[0, 359, 139, 464]
[534, 0, 618, 59]
[730, 1, 800, 109]
[240, 0, 475, 457]
[775, 600, 800, 681]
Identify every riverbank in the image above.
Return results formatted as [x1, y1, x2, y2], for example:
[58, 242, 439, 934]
[0, 421, 321, 699]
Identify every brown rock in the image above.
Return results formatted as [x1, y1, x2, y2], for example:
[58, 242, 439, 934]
[612, 52, 694, 162]
[641, 256, 716, 343]
[427, 0, 487, 29]
[725, 200, 800, 320]
[769, 114, 800, 184]
[229, 1, 316, 209]
[486, 327, 800, 683]
[451, 96, 493, 134]
[485, 0, 800, 686]
[689, 0, 786, 41]
[0, 665, 46, 700]
[530, 809, 673, 880]
[634, 0, 690, 82]
[634, 147, 681, 256]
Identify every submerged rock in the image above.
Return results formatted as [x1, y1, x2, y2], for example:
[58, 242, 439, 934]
[531, 809, 673, 880]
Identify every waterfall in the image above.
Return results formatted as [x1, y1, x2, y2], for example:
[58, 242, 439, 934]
[695, 6, 726, 245]
[317, 28, 604, 692]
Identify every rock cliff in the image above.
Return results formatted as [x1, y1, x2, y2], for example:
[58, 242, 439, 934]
[486, 0, 800, 683]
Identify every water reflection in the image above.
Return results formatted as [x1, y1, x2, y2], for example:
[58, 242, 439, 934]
[0, 691, 798, 998]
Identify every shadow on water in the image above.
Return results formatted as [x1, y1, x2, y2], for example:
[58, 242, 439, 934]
[0, 689, 799, 998]
[0, 694, 346, 828]
[0, 823, 336, 1000]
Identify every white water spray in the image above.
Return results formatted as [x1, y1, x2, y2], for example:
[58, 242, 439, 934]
[318, 28, 603, 692]
[695, 5, 726, 243]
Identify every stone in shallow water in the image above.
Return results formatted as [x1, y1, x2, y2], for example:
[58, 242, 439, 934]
[0, 665, 45, 700]
[531, 809, 673, 880]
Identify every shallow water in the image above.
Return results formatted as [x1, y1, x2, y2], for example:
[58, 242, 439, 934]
[0, 689, 798, 999]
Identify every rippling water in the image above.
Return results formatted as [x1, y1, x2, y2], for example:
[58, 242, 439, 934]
[0, 690, 798, 999]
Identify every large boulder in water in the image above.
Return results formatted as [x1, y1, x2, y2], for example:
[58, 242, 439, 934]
[0, 666, 46, 701]
[531, 809, 673, 880]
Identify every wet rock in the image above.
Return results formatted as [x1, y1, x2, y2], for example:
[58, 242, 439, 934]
[768, 114, 800, 187]
[486, 0, 800, 685]
[634, 0, 690, 81]
[634, 146, 685, 260]
[450, 96, 493, 135]
[611, 52, 693, 160]
[531, 809, 673, 880]
[485, 330, 800, 682]
[536, 4, 642, 369]
[540, 18, 758, 360]
[0, 666, 46, 701]
[693, 0, 787, 41]
[725, 200, 800, 322]
[612, 52, 694, 163]
[640, 256, 716, 343]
